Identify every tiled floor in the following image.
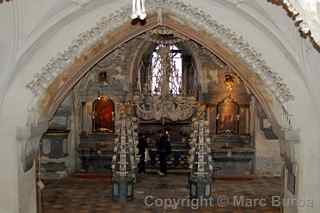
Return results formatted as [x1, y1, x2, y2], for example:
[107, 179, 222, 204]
[42, 173, 281, 213]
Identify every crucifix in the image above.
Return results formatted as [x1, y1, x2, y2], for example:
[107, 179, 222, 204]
[131, 0, 147, 20]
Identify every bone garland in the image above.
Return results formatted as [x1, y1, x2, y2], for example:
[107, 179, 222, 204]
[131, 0, 147, 20]
[0, 0, 13, 4]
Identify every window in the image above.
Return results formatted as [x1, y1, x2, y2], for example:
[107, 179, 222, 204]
[151, 45, 183, 96]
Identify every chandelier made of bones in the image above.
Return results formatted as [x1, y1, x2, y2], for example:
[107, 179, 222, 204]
[134, 28, 196, 122]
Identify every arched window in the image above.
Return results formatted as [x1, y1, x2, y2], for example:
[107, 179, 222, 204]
[136, 43, 198, 98]
[151, 45, 183, 95]
[92, 96, 114, 133]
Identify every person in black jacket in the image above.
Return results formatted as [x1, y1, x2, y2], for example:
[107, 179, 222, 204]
[156, 131, 171, 176]
[137, 135, 148, 174]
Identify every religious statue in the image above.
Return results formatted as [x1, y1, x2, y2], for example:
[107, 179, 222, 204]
[216, 97, 240, 134]
[131, 0, 147, 20]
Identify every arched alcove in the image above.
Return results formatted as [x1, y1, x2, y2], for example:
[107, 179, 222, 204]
[27, 14, 297, 211]
[36, 13, 289, 134]
[1, 1, 319, 213]
[92, 96, 114, 133]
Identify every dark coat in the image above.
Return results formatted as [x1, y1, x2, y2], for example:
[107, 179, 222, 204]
[157, 135, 171, 155]
[138, 137, 148, 155]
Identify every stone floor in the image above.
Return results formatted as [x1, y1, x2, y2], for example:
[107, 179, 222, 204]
[42, 173, 281, 213]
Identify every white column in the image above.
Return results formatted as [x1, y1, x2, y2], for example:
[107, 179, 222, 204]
[0, 115, 48, 213]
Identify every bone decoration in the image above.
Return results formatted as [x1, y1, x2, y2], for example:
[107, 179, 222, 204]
[131, 0, 147, 20]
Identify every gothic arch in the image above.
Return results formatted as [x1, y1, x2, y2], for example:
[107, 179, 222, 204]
[31, 12, 291, 137]
[3, 1, 320, 213]
[20, 5, 298, 196]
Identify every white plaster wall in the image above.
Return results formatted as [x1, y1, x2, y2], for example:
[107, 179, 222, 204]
[0, 3, 24, 207]
[0, 2, 128, 213]
[0, 2, 16, 108]
[19, 168, 37, 213]
[0, 0, 319, 213]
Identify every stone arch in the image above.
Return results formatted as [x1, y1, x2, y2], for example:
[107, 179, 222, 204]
[24, 6, 296, 206]
[21, 3, 294, 127]
[3, 1, 319, 213]
[29, 11, 292, 137]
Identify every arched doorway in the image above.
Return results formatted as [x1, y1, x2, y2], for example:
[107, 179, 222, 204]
[34, 23, 286, 212]
[35, 18, 292, 212]
[1, 0, 318, 212]
[34, 16, 293, 213]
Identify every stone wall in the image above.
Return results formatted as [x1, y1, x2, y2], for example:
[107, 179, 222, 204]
[40, 95, 76, 179]
[0, 1, 320, 212]
[255, 117, 283, 177]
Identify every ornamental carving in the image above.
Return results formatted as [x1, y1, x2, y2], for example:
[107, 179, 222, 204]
[71, 0, 91, 6]
[26, 0, 294, 107]
[134, 95, 196, 121]
[268, 0, 320, 49]
[0, 0, 12, 4]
